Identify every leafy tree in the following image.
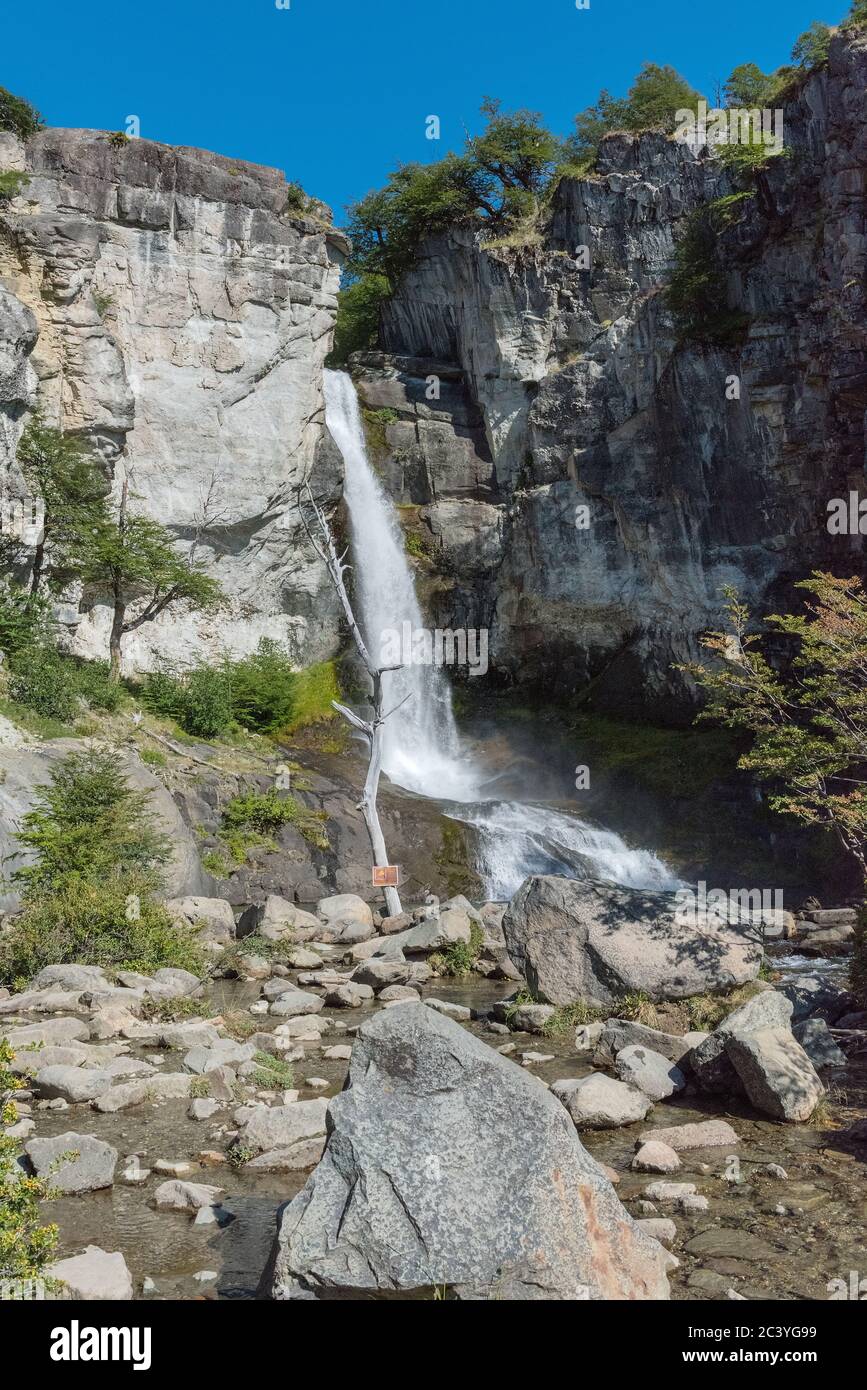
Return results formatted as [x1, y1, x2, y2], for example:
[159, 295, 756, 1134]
[848, 0, 867, 22]
[791, 21, 833, 68]
[682, 574, 867, 879]
[0, 85, 43, 139]
[0, 580, 51, 655]
[13, 744, 170, 895]
[327, 273, 391, 365]
[723, 62, 780, 108]
[569, 63, 706, 162]
[15, 414, 109, 593]
[80, 477, 224, 679]
[665, 193, 751, 344]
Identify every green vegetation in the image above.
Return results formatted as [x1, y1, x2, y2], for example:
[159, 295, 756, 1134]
[0, 84, 43, 139]
[141, 643, 339, 740]
[219, 789, 329, 856]
[429, 922, 484, 977]
[435, 818, 485, 900]
[327, 274, 390, 365]
[665, 193, 753, 346]
[0, 746, 204, 986]
[188, 1076, 211, 1099]
[0, 169, 29, 201]
[15, 415, 109, 594]
[569, 63, 705, 164]
[0, 1041, 59, 1282]
[107, 131, 130, 148]
[141, 994, 212, 1024]
[683, 574, 867, 1004]
[362, 406, 398, 453]
[251, 1050, 295, 1089]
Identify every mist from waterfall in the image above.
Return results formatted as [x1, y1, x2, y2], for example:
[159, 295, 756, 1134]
[323, 368, 680, 900]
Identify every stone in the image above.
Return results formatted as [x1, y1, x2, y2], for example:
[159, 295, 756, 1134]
[93, 1072, 193, 1112]
[154, 1159, 193, 1177]
[378, 984, 420, 1003]
[245, 1137, 327, 1171]
[3, 1017, 91, 1051]
[241, 896, 323, 942]
[563, 1072, 653, 1129]
[614, 1046, 686, 1101]
[574, 1020, 605, 1051]
[594, 1019, 694, 1068]
[352, 959, 412, 991]
[34, 1066, 113, 1104]
[269, 990, 325, 1016]
[631, 1141, 681, 1174]
[30, 965, 108, 992]
[424, 998, 471, 1021]
[521, 1051, 555, 1065]
[635, 1217, 677, 1246]
[25, 1132, 118, 1193]
[792, 1018, 846, 1069]
[183, 1040, 256, 1074]
[272, 1016, 330, 1039]
[47, 1246, 133, 1301]
[324, 983, 374, 1009]
[510, 1003, 556, 1033]
[284, 947, 324, 969]
[322, 1045, 352, 1060]
[238, 954, 272, 979]
[643, 1181, 696, 1204]
[165, 896, 236, 945]
[726, 1028, 824, 1123]
[637, 1119, 740, 1151]
[265, 1002, 669, 1300]
[503, 876, 762, 1006]
[317, 894, 373, 929]
[155, 1020, 223, 1050]
[153, 1180, 224, 1212]
[690, 990, 794, 1093]
[234, 1097, 329, 1154]
[780, 976, 853, 1025]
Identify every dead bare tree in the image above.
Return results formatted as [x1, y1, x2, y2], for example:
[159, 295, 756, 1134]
[299, 482, 407, 917]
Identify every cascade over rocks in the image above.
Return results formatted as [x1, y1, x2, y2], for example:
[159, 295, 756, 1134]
[264, 1002, 671, 1300]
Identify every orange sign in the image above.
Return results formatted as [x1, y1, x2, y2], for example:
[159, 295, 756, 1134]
[372, 865, 400, 888]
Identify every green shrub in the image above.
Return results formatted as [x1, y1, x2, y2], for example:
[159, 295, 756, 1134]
[0, 170, 29, 201]
[72, 658, 122, 712]
[0, 582, 52, 656]
[7, 647, 78, 722]
[666, 194, 752, 346]
[251, 1050, 295, 1089]
[224, 639, 298, 732]
[0, 85, 43, 139]
[220, 789, 329, 853]
[0, 876, 205, 985]
[327, 274, 391, 366]
[181, 666, 233, 738]
[1, 1041, 59, 1281]
[13, 745, 170, 896]
[140, 667, 186, 721]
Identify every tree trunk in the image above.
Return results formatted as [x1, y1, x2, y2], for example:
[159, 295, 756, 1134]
[360, 675, 402, 917]
[108, 598, 125, 681]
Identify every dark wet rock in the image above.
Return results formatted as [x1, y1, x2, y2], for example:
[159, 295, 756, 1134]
[792, 1018, 847, 1069]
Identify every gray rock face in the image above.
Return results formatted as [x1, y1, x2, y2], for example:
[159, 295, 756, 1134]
[690, 989, 793, 1093]
[46, 1245, 133, 1300]
[365, 36, 867, 715]
[0, 127, 346, 674]
[726, 1028, 825, 1122]
[503, 876, 762, 1006]
[165, 897, 236, 945]
[266, 1002, 670, 1300]
[25, 1131, 118, 1193]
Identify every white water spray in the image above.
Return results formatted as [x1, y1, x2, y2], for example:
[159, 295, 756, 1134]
[323, 368, 680, 900]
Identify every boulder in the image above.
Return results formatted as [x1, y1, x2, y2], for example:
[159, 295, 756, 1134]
[510, 1003, 556, 1034]
[324, 983, 373, 1009]
[240, 895, 322, 942]
[25, 1132, 118, 1193]
[264, 1003, 669, 1300]
[503, 876, 762, 1006]
[34, 1066, 113, 1103]
[351, 959, 412, 991]
[594, 1019, 694, 1068]
[792, 1018, 846, 1069]
[637, 1119, 739, 1150]
[615, 1046, 686, 1101]
[165, 896, 236, 945]
[46, 1246, 133, 1300]
[780, 976, 854, 1024]
[30, 965, 108, 992]
[631, 1141, 681, 1174]
[3, 1018, 90, 1050]
[183, 1040, 256, 1074]
[725, 1028, 824, 1122]
[235, 1097, 329, 1154]
[316, 894, 373, 930]
[563, 1072, 653, 1129]
[93, 1072, 193, 1112]
[268, 990, 325, 1017]
[153, 1180, 224, 1212]
[690, 990, 793, 1093]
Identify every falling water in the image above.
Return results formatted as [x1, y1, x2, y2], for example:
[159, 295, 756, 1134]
[323, 368, 680, 899]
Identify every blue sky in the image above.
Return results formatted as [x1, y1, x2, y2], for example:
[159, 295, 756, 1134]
[3, 0, 844, 221]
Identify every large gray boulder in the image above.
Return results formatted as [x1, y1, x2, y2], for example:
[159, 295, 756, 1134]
[265, 1003, 670, 1300]
[690, 989, 793, 1093]
[563, 1072, 653, 1128]
[502, 876, 762, 1006]
[726, 1029, 824, 1122]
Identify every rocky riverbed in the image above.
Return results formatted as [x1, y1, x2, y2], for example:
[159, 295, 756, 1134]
[2, 887, 865, 1302]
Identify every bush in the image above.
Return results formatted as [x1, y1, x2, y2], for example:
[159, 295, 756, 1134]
[0, 170, 29, 201]
[13, 745, 170, 896]
[328, 274, 391, 366]
[0, 582, 52, 656]
[7, 647, 77, 722]
[141, 664, 232, 738]
[1, 1041, 59, 1281]
[666, 194, 752, 345]
[71, 658, 122, 713]
[0, 85, 44, 139]
[224, 639, 298, 732]
[220, 789, 329, 853]
[0, 876, 205, 985]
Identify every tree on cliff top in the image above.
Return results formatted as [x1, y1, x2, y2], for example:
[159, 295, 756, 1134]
[568, 64, 706, 163]
[0, 85, 43, 139]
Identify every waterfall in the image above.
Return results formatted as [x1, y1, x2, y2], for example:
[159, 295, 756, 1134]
[323, 368, 681, 900]
[323, 369, 479, 800]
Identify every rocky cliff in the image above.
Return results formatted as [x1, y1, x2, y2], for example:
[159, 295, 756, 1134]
[0, 128, 348, 671]
[357, 32, 867, 718]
